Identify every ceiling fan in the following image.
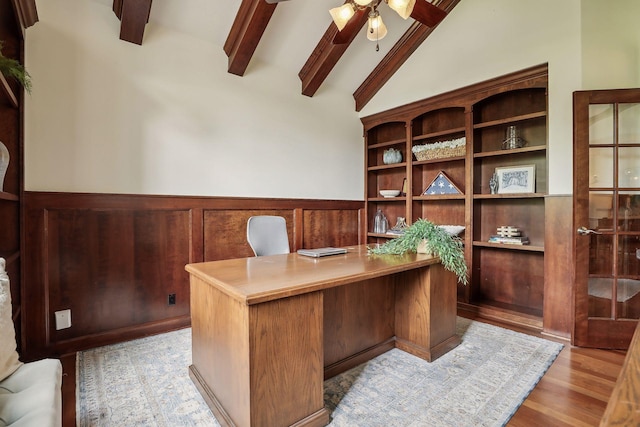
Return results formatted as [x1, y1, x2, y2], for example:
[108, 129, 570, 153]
[265, 0, 446, 45]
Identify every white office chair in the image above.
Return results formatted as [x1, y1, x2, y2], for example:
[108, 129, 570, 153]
[246, 215, 290, 256]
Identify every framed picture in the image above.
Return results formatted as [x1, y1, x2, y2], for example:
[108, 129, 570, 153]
[495, 165, 536, 194]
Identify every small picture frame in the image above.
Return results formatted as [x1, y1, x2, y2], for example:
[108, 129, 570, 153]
[495, 165, 536, 194]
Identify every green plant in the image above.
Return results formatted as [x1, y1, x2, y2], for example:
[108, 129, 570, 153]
[368, 218, 468, 285]
[0, 41, 31, 94]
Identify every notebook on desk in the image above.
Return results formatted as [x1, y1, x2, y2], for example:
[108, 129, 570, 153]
[296, 247, 348, 258]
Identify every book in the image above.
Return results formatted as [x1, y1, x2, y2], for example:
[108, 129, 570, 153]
[489, 235, 530, 245]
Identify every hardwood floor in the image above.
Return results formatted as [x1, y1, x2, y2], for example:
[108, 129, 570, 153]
[508, 341, 626, 426]
[61, 317, 627, 427]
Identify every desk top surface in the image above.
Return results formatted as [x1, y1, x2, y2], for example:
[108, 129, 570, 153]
[185, 245, 439, 305]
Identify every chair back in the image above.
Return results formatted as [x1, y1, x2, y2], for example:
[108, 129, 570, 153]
[247, 216, 290, 256]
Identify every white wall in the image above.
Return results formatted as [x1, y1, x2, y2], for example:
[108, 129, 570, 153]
[581, 0, 640, 89]
[360, 0, 583, 195]
[24, 0, 364, 200]
[360, 0, 640, 196]
[24, 0, 640, 199]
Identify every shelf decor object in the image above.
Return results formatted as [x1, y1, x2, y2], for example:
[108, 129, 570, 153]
[489, 226, 529, 245]
[412, 136, 466, 161]
[423, 171, 462, 195]
[386, 216, 408, 235]
[489, 172, 498, 194]
[379, 189, 400, 198]
[495, 164, 536, 194]
[502, 125, 526, 150]
[373, 208, 388, 234]
[0, 140, 7, 191]
[383, 148, 402, 164]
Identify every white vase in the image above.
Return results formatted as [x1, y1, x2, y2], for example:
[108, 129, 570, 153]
[0, 141, 8, 192]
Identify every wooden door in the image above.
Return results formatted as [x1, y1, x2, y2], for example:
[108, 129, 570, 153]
[574, 89, 640, 348]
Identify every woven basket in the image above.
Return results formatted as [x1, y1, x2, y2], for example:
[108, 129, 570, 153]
[414, 145, 465, 161]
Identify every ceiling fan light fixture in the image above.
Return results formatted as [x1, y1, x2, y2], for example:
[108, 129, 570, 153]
[330, 3, 356, 31]
[367, 11, 387, 41]
[354, 0, 373, 6]
[387, 0, 416, 19]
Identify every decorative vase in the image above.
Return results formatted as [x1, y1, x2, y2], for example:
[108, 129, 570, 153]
[502, 125, 526, 150]
[0, 141, 9, 192]
[383, 148, 402, 164]
[373, 209, 388, 234]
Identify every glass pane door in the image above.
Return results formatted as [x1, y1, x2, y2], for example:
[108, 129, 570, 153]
[588, 103, 640, 320]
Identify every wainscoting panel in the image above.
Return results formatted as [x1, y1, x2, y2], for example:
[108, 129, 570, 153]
[203, 209, 295, 261]
[302, 209, 362, 249]
[543, 195, 573, 340]
[21, 192, 363, 359]
[45, 209, 192, 343]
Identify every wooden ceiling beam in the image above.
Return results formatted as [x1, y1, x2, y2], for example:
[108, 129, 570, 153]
[10, 0, 38, 30]
[224, 0, 277, 76]
[113, 0, 153, 45]
[353, 0, 460, 112]
[298, 1, 376, 98]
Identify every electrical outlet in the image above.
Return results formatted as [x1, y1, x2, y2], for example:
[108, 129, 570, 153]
[168, 293, 176, 305]
[55, 309, 72, 330]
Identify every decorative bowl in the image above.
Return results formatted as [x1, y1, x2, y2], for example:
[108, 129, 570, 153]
[379, 190, 400, 198]
[439, 225, 465, 235]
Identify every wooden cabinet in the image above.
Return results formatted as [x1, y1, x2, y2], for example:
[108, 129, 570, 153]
[362, 64, 548, 328]
[0, 0, 30, 353]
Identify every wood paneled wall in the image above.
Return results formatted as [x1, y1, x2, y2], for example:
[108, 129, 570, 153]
[543, 195, 574, 340]
[21, 192, 364, 360]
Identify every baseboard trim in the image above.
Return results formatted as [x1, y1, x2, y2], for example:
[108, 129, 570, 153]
[324, 337, 395, 380]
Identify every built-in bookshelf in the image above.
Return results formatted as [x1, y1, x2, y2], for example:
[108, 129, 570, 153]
[361, 64, 548, 328]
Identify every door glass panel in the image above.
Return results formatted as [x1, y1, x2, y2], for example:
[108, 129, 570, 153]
[589, 233, 614, 276]
[618, 192, 640, 230]
[618, 278, 640, 319]
[590, 147, 614, 187]
[619, 103, 640, 144]
[619, 147, 640, 188]
[590, 192, 613, 230]
[618, 235, 640, 276]
[588, 277, 613, 318]
[589, 104, 614, 145]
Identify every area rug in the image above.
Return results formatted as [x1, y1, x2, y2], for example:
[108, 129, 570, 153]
[76, 317, 563, 427]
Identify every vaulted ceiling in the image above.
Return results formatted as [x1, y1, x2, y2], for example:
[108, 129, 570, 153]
[17, 0, 461, 112]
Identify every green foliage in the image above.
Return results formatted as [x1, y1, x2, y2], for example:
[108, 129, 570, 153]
[368, 218, 468, 285]
[0, 41, 31, 94]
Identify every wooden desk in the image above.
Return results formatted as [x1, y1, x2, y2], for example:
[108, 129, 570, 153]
[186, 245, 460, 427]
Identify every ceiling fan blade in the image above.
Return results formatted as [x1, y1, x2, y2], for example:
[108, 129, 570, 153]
[333, 8, 368, 44]
[410, 0, 447, 27]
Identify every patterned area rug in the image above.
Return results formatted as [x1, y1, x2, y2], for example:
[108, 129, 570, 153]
[77, 317, 563, 427]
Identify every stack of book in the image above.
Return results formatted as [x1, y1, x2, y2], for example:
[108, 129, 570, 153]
[489, 226, 530, 245]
